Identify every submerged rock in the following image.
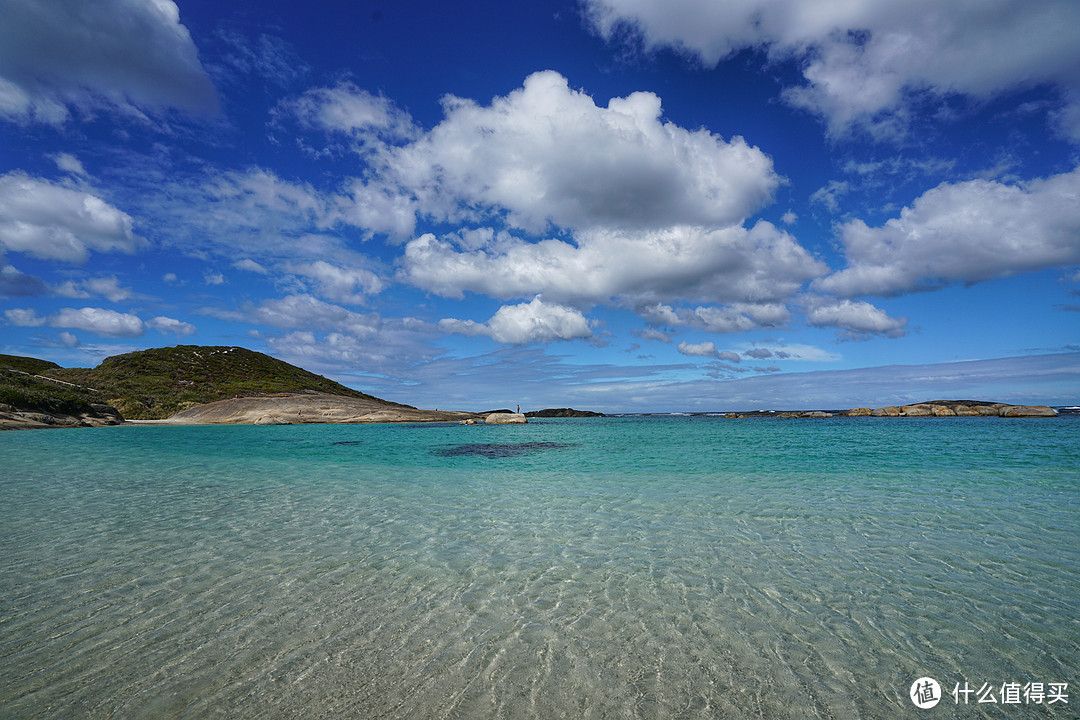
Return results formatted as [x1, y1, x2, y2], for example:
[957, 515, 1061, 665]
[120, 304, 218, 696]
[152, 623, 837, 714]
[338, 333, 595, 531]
[433, 441, 570, 458]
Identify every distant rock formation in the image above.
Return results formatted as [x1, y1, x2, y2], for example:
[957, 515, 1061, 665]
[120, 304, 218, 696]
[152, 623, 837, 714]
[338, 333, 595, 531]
[880, 401, 1058, 418]
[999, 405, 1058, 417]
[723, 410, 835, 419]
[721, 401, 1060, 419]
[485, 412, 527, 424]
[526, 408, 606, 418]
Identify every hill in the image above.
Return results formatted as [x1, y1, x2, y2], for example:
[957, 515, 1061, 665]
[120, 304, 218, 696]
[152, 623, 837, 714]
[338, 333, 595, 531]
[4, 346, 409, 421]
[0, 354, 62, 374]
[0, 367, 106, 418]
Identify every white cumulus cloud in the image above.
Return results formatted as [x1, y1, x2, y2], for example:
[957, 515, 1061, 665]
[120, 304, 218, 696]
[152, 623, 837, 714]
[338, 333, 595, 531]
[440, 296, 593, 345]
[148, 316, 196, 335]
[804, 298, 908, 338]
[53, 275, 133, 302]
[677, 340, 719, 358]
[404, 221, 824, 309]
[0, 172, 147, 263]
[639, 301, 792, 334]
[50, 307, 145, 337]
[4, 308, 46, 326]
[373, 72, 829, 335]
[387, 71, 778, 231]
[816, 167, 1080, 297]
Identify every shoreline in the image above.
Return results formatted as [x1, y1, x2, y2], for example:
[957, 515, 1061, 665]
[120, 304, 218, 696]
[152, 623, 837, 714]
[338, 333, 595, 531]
[1, 397, 1067, 431]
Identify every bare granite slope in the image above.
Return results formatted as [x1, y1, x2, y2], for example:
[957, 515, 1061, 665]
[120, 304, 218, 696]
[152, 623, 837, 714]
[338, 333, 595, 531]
[165, 392, 480, 425]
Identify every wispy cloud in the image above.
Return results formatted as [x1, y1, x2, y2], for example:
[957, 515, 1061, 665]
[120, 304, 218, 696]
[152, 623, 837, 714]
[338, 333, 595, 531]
[5, 305, 193, 338]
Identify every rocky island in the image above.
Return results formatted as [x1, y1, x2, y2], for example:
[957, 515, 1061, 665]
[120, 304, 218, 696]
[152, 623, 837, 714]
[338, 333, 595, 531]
[720, 400, 1058, 419]
[526, 408, 606, 418]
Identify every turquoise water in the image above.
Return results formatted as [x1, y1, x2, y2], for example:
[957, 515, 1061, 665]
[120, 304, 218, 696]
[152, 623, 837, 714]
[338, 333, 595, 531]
[1, 416, 1078, 718]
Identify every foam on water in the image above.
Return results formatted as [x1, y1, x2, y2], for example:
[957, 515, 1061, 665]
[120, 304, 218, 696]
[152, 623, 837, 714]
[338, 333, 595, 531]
[1, 417, 1078, 718]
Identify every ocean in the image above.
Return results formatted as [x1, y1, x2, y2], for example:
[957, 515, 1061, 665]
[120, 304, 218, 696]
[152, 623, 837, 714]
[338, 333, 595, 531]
[1, 416, 1078, 718]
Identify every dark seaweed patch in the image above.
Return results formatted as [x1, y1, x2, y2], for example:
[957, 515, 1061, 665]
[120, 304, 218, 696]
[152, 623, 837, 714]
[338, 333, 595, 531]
[433, 442, 573, 458]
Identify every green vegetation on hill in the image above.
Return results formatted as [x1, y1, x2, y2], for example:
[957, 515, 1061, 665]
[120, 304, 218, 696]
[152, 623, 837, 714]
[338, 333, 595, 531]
[0, 354, 62, 375]
[0, 368, 102, 417]
[2, 346, 405, 420]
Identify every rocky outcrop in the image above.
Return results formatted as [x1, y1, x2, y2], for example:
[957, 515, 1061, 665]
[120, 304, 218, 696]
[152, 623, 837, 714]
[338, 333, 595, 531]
[0, 402, 124, 430]
[888, 401, 1058, 418]
[484, 412, 527, 424]
[1000, 405, 1058, 417]
[722, 410, 834, 419]
[719, 401, 1060, 420]
[165, 392, 480, 425]
[526, 408, 606, 418]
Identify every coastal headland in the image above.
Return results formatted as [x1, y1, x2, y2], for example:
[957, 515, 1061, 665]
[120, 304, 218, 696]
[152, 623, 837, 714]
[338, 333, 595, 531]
[0, 347, 1064, 429]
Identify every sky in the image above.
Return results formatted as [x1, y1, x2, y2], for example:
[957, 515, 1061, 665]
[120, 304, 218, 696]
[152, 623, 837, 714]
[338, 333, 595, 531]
[1, 0, 1078, 412]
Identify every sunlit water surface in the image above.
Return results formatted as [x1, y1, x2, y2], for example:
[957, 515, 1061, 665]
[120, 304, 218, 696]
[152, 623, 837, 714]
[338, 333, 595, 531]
[1, 416, 1078, 718]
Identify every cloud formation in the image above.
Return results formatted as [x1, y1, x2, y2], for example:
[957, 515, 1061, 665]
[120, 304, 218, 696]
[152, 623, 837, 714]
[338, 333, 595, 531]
[4, 306, 192, 337]
[248, 294, 380, 338]
[282, 81, 418, 147]
[804, 298, 907, 338]
[380, 71, 779, 232]
[677, 340, 719, 358]
[271, 70, 786, 242]
[404, 221, 824, 309]
[639, 301, 792, 334]
[285, 260, 384, 304]
[53, 276, 133, 302]
[0, 172, 146, 263]
[584, 0, 1080, 139]
[817, 167, 1080, 297]
[0, 0, 218, 124]
[0, 260, 48, 297]
[440, 296, 593, 345]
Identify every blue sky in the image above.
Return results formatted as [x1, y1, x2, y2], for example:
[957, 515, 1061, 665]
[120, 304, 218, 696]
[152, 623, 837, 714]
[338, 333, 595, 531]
[1, 0, 1078, 411]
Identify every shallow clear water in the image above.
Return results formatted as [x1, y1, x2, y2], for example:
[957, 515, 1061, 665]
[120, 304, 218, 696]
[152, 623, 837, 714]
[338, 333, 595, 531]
[1, 417, 1078, 718]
